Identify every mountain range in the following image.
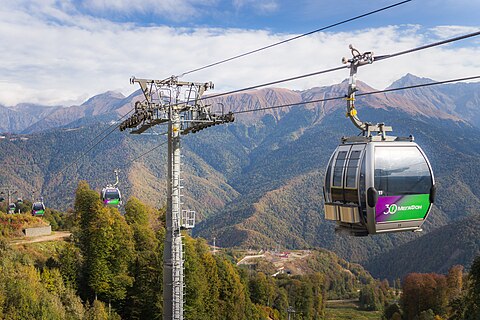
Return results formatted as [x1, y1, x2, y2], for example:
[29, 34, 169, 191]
[1, 73, 479, 280]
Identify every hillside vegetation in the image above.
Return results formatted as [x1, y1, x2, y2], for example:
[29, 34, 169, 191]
[1, 75, 480, 280]
[0, 182, 386, 319]
[0, 212, 48, 237]
[366, 214, 480, 281]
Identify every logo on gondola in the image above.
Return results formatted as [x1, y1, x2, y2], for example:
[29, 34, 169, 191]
[384, 203, 422, 215]
[376, 194, 430, 223]
[385, 204, 398, 214]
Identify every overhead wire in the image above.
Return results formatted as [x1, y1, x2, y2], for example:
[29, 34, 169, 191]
[119, 1, 413, 120]
[231, 75, 480, 115]
[57, 26, 480, 170]
[128, 75, 480, 160]
[129, 141, 168, 163]
[58, 3, 412, 170]
[205, 65, 348, 100]
[86, 108, 134, 145]
[85, 32, 480, 163]
[374, 30, 480, 61]
[90, 20, 480, 133]
[177, 0, 412, 77]
[203, 30, 480, 103]
[355, 75, 480, 97]
[58, 112, 133, 176]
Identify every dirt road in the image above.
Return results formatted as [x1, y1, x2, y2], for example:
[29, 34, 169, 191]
[10, 231, 72, 245]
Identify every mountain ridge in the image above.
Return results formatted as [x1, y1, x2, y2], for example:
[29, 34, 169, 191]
[2, 74, 478, 135]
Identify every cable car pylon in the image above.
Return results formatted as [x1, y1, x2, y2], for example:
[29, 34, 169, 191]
[119, 76, 234, 320]
[0, 187, 18, 214]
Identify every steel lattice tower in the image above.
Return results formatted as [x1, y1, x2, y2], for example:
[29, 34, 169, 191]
[119, 76, 233, 320]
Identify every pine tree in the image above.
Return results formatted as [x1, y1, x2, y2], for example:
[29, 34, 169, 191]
[58, 242, 81, 290]
[123, 197, 163, 319]
[465, 256, 480, 319]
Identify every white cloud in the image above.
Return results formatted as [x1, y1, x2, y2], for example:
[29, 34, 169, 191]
[0, 3, 480, 107]
[430, 25, 480, 39]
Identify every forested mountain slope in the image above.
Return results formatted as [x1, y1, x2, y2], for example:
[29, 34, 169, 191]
[1, 74, 479, 275]
[365, 213, 480, 281]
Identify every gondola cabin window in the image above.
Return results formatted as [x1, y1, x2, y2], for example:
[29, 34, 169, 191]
[374, 146, 432, 196]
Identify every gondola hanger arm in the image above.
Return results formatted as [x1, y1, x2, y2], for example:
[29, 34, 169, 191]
[113, 169, 120, 187]
[343, 45, 392, 138]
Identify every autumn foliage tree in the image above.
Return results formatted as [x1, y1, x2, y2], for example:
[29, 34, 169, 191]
[401, 273, 449, 319]
[447, 265, 464, 301]
[400, 265, 470, 320]
[0, 239, 86, 319]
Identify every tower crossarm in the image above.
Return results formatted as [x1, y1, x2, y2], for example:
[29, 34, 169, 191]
[120, 76, 234, 135]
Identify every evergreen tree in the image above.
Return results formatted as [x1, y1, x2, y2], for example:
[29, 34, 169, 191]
[216, 256, 258, 320]
[184, 236, 209, 320]
[359, 283, 379, 311]
[448, 296, 468, 320]
[394, 278, 401, 296]
[58, 242, 81, 290]
[465, 256, 480, 319]
[123, 197, 163, 319]
[310, 272, 325, 319]
[198, 239, 221, 319]
[273, 287, 289, 320]
[74, 182, 134, 310]
[418, 309, 435, 320]
[383, 303, 402, 320]
[88, 206, 134, 304]
[250, 271, 276, 306]
[73, 180, 103, 299]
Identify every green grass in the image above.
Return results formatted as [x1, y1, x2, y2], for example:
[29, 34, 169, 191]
[15, 240, 69, 267]
[325, 301, 382, 320]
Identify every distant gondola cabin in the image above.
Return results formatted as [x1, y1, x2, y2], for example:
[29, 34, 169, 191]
[8, 203, 16, 214]
[32, 202, 45, 216]
[101, 187, 122, 207]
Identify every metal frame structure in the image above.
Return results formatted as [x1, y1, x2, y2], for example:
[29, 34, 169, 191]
[181, 209, 196, 229]
[0, 187, 18, 214]
[342, 45, 392, 139]
[112, 169, 120, 187]
[119, 76, 233, 320]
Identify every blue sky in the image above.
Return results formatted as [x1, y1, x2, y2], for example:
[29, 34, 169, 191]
[0, 0, 479, 106]
[75, 0, 479, 32]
